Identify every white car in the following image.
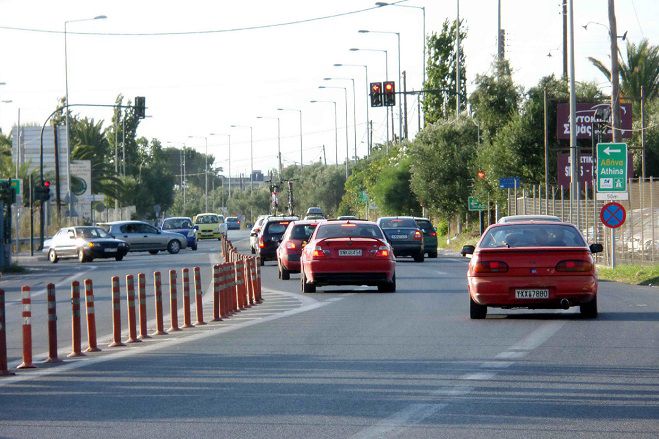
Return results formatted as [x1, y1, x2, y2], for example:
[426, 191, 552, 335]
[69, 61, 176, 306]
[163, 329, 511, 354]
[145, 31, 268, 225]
[250, 215, 271, 254]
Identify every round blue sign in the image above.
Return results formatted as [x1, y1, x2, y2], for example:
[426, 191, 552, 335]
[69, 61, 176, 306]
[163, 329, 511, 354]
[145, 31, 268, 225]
[600, 202, 626, 229]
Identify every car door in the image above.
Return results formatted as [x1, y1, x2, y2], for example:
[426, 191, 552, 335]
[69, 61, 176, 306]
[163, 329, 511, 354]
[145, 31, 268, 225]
[117, 223, 144, 250]
[55, 229, 77, 257]
[136, 223, 165, 250]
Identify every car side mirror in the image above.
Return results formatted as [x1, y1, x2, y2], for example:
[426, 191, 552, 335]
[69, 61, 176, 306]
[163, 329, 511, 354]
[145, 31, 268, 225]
[461, 245, 475, 257]
[301, 241, 307, 248]
[589, 243, 603, 254]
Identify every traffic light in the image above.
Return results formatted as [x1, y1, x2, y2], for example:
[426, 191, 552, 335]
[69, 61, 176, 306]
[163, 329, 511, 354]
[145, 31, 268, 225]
[370, 82, 383, 107]
[383, 81, 396, 106]
[35, 180, 51, 202]
[477, 170, 486, 180]
[134, 96, 146, 119]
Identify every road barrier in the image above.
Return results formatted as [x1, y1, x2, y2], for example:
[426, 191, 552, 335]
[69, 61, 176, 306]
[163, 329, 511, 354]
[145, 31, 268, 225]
[45, 283, 60, 363]
[1, 237, 263, 376]
[84, 279, 100, 353]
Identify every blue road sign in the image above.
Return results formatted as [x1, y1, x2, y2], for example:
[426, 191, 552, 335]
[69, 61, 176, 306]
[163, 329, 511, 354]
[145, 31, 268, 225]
[499, 177, 521, 189]
[600, 202, 626, 229]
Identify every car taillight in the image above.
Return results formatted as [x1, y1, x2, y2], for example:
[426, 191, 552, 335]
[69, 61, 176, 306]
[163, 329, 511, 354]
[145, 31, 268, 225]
[556, 260, 593, 272]
[312, 245, 329, 258]
[258, 237, 265, 248]
[413, 230, 422, 240]
[286, 241, 297, 249]
[430, 231, 437, 237]
[375, 245, 389, 257]
[473, 260, 509, 273]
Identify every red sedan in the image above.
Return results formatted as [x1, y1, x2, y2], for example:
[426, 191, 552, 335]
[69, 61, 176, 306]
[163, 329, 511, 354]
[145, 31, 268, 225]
[462, 222, 603, 319]
[276, 219, 323, 280]
[300, 220, 396, 293]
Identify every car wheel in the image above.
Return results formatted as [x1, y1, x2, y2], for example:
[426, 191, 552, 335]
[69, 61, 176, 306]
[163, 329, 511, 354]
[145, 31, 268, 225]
[115, 254, 124, 261]
[48, 249, 58, 263]
[167, 240, 181, 254]
[78, 249, 87, 263]
[469, 295, 487, 319]
[301, 270, 315, 293]
[280, 263, 290, 280]
[191, 244, 198, 251]
[414, 251, 425, 263]
[251, 247, 256, 255]
[580, 296, 598, 319]
[260, 258, 265, 266]
[149, 250, 159, 255]
[429, 251, 438, 258]
[378, 274, 396, 293]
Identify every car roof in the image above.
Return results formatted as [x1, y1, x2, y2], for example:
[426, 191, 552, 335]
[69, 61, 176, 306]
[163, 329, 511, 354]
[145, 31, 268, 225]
[97, 220, 150, 225]
[320, 219, 378, 225]
[377, 216, 415, 220]
[265, 216, 299, 222]
[413, 217, 431, 221]
[163, 216, 192, 221]
[498, 215, 562, 223]
[288, 219, 324, 226]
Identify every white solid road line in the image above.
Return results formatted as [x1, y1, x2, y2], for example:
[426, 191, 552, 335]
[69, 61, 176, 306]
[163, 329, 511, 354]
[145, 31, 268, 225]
[350, 404, 448, 439]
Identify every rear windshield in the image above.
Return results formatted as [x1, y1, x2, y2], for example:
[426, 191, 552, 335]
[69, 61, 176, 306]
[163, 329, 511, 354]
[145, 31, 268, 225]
[290, 224, 318, 240]
[480, 224, 586, 248]
[415, 220, 433, 233]
[315, 224, 384, 239]
[163, 218, 192, 229]
[265, 221, 290, 235]
[379, 218, 417, 228]
[227, 217, 239, 222]
[196, 215, 218, 224]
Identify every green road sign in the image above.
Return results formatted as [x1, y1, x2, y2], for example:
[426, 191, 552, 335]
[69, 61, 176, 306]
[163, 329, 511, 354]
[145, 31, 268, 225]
[596, 143, 628, 200]
[468, 196, 486, 211]
[9, 179, 21, 196]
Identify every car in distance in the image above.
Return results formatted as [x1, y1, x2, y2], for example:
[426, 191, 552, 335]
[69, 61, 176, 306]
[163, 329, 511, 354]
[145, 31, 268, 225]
[376, 216, 425, 262]
[97, 220, 187, 254]
[250, 214, 271, 254]
[276, 219, 323, 279]
[300, 220, 396, 293]
[46, 226, 129, 263]
[226, 216, 241, 230]
[161, 216, 197, 250]
[462, 221, 602, 319]
[337, 215, 359, 220]
[414, 217, 438, 258]
[193, 213, 225, 240]
[497, 214, 562, 223]
[304, 206, 326, 220]
[256, 216, 299, 265]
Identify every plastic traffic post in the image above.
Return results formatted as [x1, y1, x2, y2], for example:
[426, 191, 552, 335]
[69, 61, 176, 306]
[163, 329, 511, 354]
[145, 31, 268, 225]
[0, 289, 15, 375]
[153, 272, 167, 336]
[109, 276, 125, 347]
[212, 264, 222, 321]
[181, 268, 194, 328]
[68, 281, 84, 358]
[125, 274, 140, 343]
[45, 283, 61, 363]
[84, 279, 101, 352]
[193, 266, 206, 325]
[168, 270, 180, 332]
[137, 273, 150, 339]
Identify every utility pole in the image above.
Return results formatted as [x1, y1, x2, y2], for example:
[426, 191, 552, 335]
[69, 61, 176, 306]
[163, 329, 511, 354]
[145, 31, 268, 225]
[608, 0, 621, 143]
[403, 71, 408, 139]
[562, 0, 568, 79]
[456, 0, 461, 117]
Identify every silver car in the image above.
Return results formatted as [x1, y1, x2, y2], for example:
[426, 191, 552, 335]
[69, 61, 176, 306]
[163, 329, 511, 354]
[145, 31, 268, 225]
[97, 220, 187, 254]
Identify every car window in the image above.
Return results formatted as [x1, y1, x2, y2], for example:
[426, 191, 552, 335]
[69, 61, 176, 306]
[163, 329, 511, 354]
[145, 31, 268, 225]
[379, 218, 417, 228]
[480, 224, 586, 248]
[163, 218, 191, 229]
[415, 220, 433, 233]
[290, 224, 317, 240]
[67, 229, 75, 239]
[315, 224, 384, 239]
[136, 223, 157, 234]
[265, 222, 289, 235]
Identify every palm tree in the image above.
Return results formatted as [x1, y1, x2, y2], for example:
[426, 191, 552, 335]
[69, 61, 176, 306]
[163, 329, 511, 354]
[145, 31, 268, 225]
[589, 38, 659, 104]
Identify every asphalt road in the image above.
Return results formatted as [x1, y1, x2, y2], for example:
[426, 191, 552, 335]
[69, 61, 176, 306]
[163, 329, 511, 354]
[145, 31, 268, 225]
[0, 230, 657, 438]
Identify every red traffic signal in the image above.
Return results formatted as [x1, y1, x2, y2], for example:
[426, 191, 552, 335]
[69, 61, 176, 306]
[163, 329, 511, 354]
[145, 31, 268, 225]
[43, 180, 51, 188]
[477, 170, 486, 180]
[383, 81, 395, 106]
[370, 82, 383, 107]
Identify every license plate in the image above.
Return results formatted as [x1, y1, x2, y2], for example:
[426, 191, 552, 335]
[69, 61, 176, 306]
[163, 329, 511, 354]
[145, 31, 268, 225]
[338, 249, 362, 256]
[104, 248, 118, 253]
[515, 289, 549, 299]
[391, 234, 407, 239]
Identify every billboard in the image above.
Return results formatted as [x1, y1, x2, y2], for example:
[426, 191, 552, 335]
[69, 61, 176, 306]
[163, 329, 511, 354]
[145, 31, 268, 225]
[557, 152, 633, 188]
[556, 102, 632, 140]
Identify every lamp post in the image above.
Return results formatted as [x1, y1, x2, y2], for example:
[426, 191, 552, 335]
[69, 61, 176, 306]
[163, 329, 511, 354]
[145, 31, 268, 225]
[319, 85, 349, 178]
[229, 125, 253, 194]
[334, 63, 370, 153]
[256, 115, 282, 176]
[324, 78, 357, 160]
[187, 135, 210, 211]
[276, 108, 303, 169]
[358, 30, 402, 139]
[310, 100, 338, 165]
[64, 15, 106, 219]
[350, 47, 389, 143]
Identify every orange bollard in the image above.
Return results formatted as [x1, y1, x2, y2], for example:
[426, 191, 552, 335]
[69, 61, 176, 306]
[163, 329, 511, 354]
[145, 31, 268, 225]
[212, 264, 222, 321]
[67, 281, 84, 358]
[153, 272, 167, 336]
[193, 266, 206, 325]
[45, 283, 61, 363]
[226, 262, 237, 314]
[83, 279, 101, 352]
[109, 276, 125, 347]
[168, 269, 181, 332]
[0, 289, 15, 375]
[254, 257, 263, 303]
[125, 274, 140, 343]
[181, 268, 194, 328]
[246, 258, 255, 306]
[137, 273, 150, 339]
[234, 260, 245, 310]
[16, 286, 36, 368]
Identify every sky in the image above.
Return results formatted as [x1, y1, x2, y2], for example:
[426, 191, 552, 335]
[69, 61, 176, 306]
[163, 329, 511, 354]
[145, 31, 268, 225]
[0, 0, 656, 179]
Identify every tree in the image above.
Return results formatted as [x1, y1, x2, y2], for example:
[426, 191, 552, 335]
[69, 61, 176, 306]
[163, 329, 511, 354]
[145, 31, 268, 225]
[370, 154, 420, 216]
[423, 19, 467, 124]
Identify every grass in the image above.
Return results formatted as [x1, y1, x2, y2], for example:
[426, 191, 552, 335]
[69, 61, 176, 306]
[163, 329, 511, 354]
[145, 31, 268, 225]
[597, 264, 659, 286]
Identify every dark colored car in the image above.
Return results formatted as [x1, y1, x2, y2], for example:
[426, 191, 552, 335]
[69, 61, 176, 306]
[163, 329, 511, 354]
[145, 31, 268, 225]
[257, 216, 298, 265]
[276, 219, 323, 279]
[46, 226, 129, 263]
[414, 217, 438, 258]
[226, 216, 241, 230]
[161, 217, 197, 250]
[376, 216, 425, 262]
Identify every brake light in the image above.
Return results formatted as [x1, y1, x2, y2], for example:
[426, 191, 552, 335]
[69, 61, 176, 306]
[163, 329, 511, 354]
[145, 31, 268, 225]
[375, 245, 389, 257]
[286, 241, 297, 249]
[430, 231, 437, 237]
[312, 245, 329, 258]
[473, 260, 509, 273]
[556, 260, 593, 272]
[341, 223, 357, 227]
[413, 230, 422, 240]
[258, 237, 265, 248]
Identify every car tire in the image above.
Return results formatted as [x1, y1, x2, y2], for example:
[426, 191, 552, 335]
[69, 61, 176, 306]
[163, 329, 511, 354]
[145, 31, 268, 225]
[167, 240, 181, 254]
[115, 254, 124, 261]
[301, 270, 315, 293]
[78, 249, 87, 263]
[260, 258, 265, 266]
[580, 296, 598, 319]
[378, 274, 396, 293]
[469, 295, 487, 319]
[429, 251, 438, 258]
[280, 263, 290, 280]
[48, 249, 58, 263]
[414, 251, 425, 263]
[149, 250, 159, 255]
[251, 247, 256, 255]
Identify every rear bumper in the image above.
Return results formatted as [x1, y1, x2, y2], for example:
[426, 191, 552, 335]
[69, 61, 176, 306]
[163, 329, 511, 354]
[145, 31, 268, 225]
[391, 242, 423, 256]
[280, 253, 301, 272]
[198, 231, 221, 239]
[468, 275, 597, 308]
[306, 259, 395, 286]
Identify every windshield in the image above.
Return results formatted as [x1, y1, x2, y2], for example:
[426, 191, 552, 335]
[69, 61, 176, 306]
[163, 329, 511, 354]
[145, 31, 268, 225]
[196, 215, 218, 224]
[290, 224, 318, 240]
[379, 218, 417, 229]
[480, 224, 586, 248]
[75, 227, 111, 239]
[162, 218, 192, 229]
[315, 223, 384, 240]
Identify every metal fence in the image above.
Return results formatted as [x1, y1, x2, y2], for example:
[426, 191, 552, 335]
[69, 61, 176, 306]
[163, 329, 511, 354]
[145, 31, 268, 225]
[506, 178, 658, 266]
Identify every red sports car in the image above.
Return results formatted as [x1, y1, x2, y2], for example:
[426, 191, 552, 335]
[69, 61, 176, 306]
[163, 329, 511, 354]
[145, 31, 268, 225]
[462, 221, 603, 319]
[276, 219, 323, 280]
[300, 220, 396, 293]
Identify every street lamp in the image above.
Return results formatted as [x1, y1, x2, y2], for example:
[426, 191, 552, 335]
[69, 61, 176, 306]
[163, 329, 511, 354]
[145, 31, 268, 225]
[324, 77, 357, 161]
[310, 99, 338, 165]
[276, 108, 303, 169]
[334, 63, 370, 153]
[358, 30, 403, 139]
[64, 14, 106, 219]
[229, 125, 253, 193]
[187, 135, 210, 211]
[319, 85, 349, 178]
[256, 115, 282, 176]
[350, 47, 390, 143]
